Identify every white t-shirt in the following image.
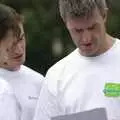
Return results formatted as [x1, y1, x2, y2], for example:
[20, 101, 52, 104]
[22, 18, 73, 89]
[0, 77, 21, 120]
[0, 65, 44, 120]
[34, 39, 120, 120]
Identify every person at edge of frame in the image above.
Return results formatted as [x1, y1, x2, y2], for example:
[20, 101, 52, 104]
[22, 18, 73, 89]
[0, 3, 44, 120]
[34, 0, 120, 120]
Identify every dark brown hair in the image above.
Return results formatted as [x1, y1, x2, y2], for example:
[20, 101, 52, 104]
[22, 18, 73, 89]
[0, 4, 24, 41]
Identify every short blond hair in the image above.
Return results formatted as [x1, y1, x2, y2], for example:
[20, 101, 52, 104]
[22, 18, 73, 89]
[59, 0, 107, 21]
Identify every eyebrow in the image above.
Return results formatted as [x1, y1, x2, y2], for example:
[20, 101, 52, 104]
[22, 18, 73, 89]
[18, 33, 25, 41]
[20, 33, 25, 38]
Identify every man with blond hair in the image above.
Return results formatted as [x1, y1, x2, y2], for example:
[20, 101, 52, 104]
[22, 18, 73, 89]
[34, 0, 120, 120]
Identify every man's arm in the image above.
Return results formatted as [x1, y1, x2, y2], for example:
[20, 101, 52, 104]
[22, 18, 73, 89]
[0, 79, 21, 120]
[33, 80, 60, 120]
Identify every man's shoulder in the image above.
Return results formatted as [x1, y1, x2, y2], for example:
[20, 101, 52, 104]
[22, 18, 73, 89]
[114, 38, 120, 44]
[0, 77, 13, 94]
[113, 38, 120, 50]
[46, 49, 78, 78]
[21, 65, 44, 81]
[44, 49, 78, 95]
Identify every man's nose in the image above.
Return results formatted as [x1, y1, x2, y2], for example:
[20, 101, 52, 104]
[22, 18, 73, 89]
[81, 30, 91, 42]
[14, 43, 24, 54]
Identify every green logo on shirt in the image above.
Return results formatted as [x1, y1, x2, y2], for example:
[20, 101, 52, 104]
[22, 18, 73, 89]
[103, 83, 120, 97]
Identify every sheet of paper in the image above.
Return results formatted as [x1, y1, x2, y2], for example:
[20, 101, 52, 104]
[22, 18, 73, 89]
[51, 108, 108, 120]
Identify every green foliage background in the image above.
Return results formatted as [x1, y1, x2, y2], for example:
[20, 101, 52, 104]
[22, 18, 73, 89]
[0, 0, 120, 75]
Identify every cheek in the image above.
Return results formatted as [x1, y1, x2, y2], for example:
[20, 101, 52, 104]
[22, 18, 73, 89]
[6, 47, 12, 56]
[0, 48, 9, 57]
[3, 62, 8, 65]
[22, 41, 26, 49]
[6, 48, 10, 52]
[94, 26, 105, 37]
[70, 31, 80, 41]
[0, 48, 9, 65]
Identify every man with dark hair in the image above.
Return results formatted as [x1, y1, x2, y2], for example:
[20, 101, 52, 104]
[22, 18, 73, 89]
[34, 0, 120, 120]
[0, 4, 44, 120]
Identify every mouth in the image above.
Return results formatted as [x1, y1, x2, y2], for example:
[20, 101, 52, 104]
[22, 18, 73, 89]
[84, 43, 92, 46]
[81, 43, 93, 50]
[13, 54, 23, 60]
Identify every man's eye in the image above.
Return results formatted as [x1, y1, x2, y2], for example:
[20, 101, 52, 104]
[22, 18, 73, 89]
[75, 29, 83, 33]
[18, 33, 25, 41]
[88, 24, 96, 30]
[88, 26, 94, 30]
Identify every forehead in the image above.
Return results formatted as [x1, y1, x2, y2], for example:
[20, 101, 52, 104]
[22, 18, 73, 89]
[66, 9, 103, 29]
[5, 23, 24, 37]
[0, 23, 24, 45]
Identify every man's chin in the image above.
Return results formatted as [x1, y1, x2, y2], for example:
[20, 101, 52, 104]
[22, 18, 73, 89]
[79, 51, 96, 57]
[7, 61, 23, 71]
[14, 58, 25, 65]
